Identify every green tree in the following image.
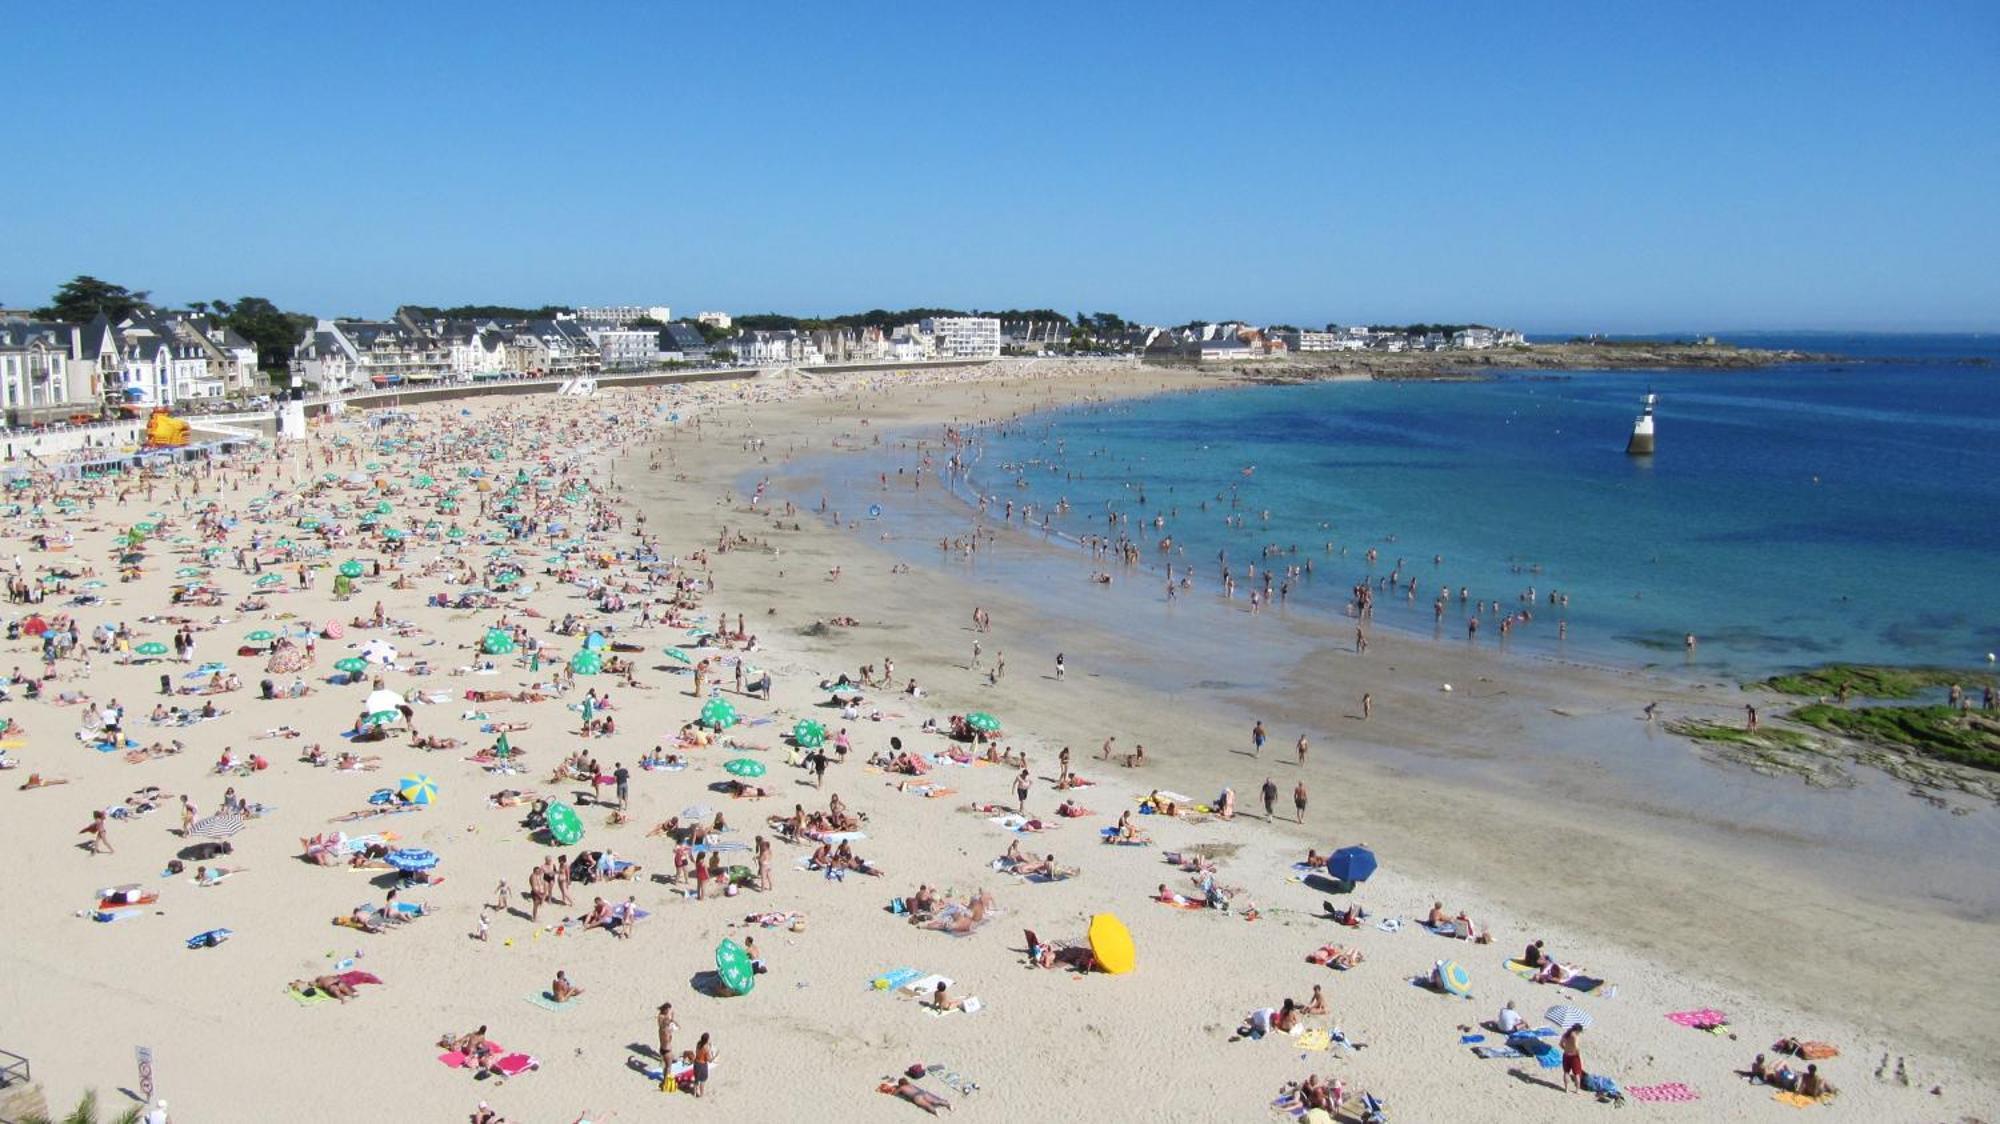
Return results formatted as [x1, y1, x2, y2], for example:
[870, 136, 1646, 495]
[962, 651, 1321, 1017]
[627, 316, 664, 329]
[711, 348, 736, 363]
[222, 296, 315, 371]
[20, 1088, 142, 1124]
[38, 275, 150, 323]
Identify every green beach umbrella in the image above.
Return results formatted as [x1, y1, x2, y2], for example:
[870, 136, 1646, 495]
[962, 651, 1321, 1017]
[714, 938, 756, 996]
[791, 719, 827, 749]
[334, 657, 368, 674]
[966, 711, 1002, 734]
[134, 522, 156, 534]
[569, 650, 603, 675]
[545, 801, 584, 846]
[447, 526, 465, 540]
[482, 629, 517, 655]
[254, 573, 283, 588]
[365, 710, 400, 726]
[724, 758, 766, 778]
[245, 629, 277, 642]
[699, 697, 739, 730]
[176, 567, 204, 578]
[134, 641, 169, 656]
[337, 560, 364, 579]
[374, 501, 392, 515]
[663, 647, 692, 664]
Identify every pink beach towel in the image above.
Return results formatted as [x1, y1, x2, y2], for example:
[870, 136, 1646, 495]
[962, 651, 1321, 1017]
[492, 1052, 538, 1077]
[1628, 1083, 1700, 1103]
[1666, 1008, 1728, 1028]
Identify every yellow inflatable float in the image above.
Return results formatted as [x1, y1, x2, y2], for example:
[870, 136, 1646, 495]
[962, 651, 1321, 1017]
[143, 407, 190, 447]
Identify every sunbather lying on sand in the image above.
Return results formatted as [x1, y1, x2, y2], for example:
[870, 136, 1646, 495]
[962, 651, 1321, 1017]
[1163, 850, 1215, 874]
[884, 1076, 953, 1114]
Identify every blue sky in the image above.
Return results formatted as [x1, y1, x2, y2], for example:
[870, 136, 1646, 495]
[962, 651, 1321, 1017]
[4, 1, 1996, 332]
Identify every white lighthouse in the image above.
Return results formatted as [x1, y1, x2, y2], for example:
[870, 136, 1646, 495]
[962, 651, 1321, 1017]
[1626, 391, 1657, 456]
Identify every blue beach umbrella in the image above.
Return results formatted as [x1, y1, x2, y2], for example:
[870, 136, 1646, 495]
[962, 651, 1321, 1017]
[385, 847, 439, 872]
[1326, 845, 1378, 884]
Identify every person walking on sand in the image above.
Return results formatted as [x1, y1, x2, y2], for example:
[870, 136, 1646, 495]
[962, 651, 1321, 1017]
[1261, 777, 1277, 819]
[1295, 734, 1309, 766]
[1361, 692, 1373, 720]
[1100, 736, 1115, 761]
[1293, 781, 1308, 824]
[81, 809, 112, 854]
[1014, 768, 1031, 813]
[1745, 703, 1759, 730]
[1251, 720, 1266, 757]
[1054, 652, 1065, 680]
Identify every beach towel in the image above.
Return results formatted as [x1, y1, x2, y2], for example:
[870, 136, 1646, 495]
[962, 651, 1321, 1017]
[1666, 1008, 1729, 1031]
[525, 993, 577, 1012]
[286, 986, 333, 1006]
[1376, 918, 1403, 933]
[336, 970, 381, 986]
[92, 908, 145, 923]
[1155, 896, 1205, 910]
[1628, 1083, 1700, 1103]
[902, 973, 952, 996]
[99, 891, 159, 910]
[1471, 1045, 1524, 1059]
[870, 968, 922, 992]
[1295, 1028, 1332, 1052]
[491, 1053, 538, 1077]
[186, 928, 232, 949]
[1772, 1091, 1826, 1108]
[1508, 1035, 1562, 1069]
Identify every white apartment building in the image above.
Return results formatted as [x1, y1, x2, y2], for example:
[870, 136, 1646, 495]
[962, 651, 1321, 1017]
[573, 305, 671, 325]
[1294, 330, 1364, 352]
[919, 316, 1001, 359]
[695, 311, 732, 330]
[579, 322, 661, 370]
[0, 320, 76, 422]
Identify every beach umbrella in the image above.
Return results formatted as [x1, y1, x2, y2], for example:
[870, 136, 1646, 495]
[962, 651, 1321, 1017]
[254, 573, 283, 588]
[385, 846, 438, 871]
[583, 631, 607, 650]
[791, 719, 826, 749]
[394, 774, 438, 805]
[333, 657, 368, 675]
[828, 685, 864, 702]
[1326, 845, 1378, 884]
[338, 560, 364, 578]
[1545, 1005, 1593, 1030]
[699, 697, 739, 730]
[714, 938, 756, 995]
[1437, 960, 1473, 997]
[569, 650, 602, 675]
[1088, 913, 1137, 975]
[135, 641, 169, 657]
[544, 801, 584, 846]
[245, 629, 277, 643]
[175, 567, 205, 578]
[364, 689, 406, 717]
[188, 812, 245, 840]
[364, 710, 400, 727]
[361, 639, 397, 665]
[724, 758, 766, 778]
[663, 647, 692, 664]
[481, 629, 517, 655]
[965, 711, 1001, 735]
[21, 616, 48, 636]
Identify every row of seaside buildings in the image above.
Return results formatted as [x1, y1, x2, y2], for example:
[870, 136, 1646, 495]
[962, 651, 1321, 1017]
[0, 301, 1524, 425]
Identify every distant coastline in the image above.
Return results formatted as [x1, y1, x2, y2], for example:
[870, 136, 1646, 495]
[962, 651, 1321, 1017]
[1173, 339, 1830, 381]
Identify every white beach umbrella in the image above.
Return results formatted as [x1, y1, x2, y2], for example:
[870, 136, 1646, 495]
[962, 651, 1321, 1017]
[360, 639, 397, 665]
[363, 689, 406, 716]
[1545, 1005, 1593, 1029]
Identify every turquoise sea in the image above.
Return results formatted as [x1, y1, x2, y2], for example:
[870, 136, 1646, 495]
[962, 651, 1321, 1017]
[928, 333, 1999, 680]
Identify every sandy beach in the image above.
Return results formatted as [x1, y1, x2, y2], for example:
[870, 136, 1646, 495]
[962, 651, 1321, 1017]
[0, 358, 1992, 1124]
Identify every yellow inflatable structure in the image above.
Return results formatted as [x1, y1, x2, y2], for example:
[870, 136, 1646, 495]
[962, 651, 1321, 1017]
[143, 408, 190, 447]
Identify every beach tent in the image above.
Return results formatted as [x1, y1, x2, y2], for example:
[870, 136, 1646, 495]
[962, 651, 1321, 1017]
[1088, 913, 1136, 975]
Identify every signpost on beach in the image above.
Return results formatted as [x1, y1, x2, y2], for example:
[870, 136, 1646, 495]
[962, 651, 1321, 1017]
[135, 1044, 154, 1099]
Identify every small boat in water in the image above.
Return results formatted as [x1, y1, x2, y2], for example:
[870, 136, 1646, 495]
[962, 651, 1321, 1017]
[1626, 391, 1657, 455]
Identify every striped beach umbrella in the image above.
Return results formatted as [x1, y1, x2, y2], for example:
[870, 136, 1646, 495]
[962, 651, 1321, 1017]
[188, 813, 245, 839]
[1437, 960, 1473, 997]
[385, 847, 438, 871]
[1545, 1005, 1593, 1029]
[396, 774, 438, 805]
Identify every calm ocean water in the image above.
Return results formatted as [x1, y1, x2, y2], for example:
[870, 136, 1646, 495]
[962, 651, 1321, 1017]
[941, 333, 2000, 679]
